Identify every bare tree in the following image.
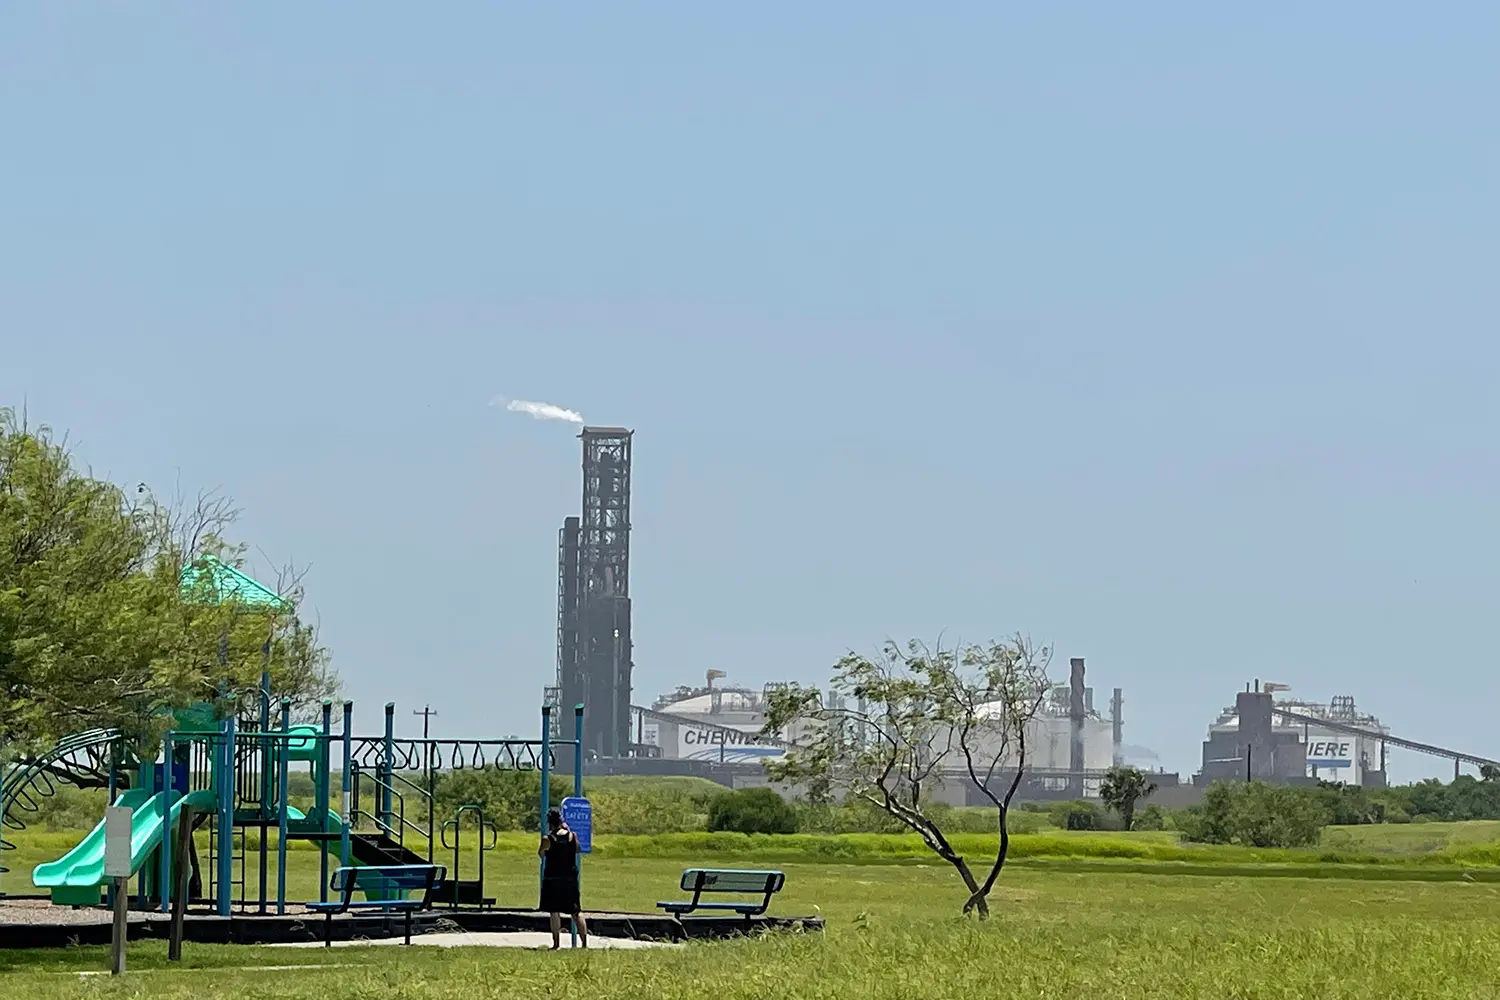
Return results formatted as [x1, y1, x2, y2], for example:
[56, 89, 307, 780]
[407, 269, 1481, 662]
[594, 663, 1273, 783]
[763, 635, 1051, 918]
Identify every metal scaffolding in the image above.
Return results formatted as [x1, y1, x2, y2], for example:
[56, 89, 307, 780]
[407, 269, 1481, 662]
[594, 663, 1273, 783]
[555, 427, 635, 761]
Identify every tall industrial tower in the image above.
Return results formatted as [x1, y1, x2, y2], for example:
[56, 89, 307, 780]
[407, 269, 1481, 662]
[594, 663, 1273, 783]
[555, 427, 634, 761]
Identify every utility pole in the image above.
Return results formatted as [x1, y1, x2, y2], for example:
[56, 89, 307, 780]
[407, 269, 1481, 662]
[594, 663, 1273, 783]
[414, 705, 438, 740]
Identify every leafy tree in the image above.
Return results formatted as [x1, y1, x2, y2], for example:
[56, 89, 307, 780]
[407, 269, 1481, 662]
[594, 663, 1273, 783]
[1179, 781, 1331, 848]
[764, 635, 1050, 918]
[707, 787, 798, 834]
[0, 407, 334, 760]
[1481, 764, 1500, 783]
[1099, 766, 1157, 830]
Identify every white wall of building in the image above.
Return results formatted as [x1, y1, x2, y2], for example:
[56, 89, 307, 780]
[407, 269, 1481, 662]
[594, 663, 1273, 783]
[648, 696, 1117, 773]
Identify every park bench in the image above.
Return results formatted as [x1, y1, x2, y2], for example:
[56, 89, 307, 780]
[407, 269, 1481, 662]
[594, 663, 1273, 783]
[305, 863, 446, 947]
[657, 868, 785, 923]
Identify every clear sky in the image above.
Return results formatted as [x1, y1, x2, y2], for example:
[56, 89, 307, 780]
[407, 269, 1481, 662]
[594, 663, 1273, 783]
[3, 5, 1496, 783]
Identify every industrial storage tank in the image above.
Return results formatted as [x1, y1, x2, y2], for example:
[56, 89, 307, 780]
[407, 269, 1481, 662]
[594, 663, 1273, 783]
[642, 682, 797, 763]
[644, 672, 1120, 776]
[967, 686, 1116, 773]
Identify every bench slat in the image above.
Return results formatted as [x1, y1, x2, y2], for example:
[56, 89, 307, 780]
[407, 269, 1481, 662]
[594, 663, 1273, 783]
[331, 864, 444, 893]
[308, 900, 425, 912]
[679, 868, 785, 894]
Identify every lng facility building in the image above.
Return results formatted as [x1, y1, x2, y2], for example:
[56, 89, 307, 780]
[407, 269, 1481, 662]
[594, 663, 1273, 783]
[542, 427, 1499, 803]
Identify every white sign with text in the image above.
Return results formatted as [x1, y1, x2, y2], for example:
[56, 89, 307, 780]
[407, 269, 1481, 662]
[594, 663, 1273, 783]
[103, 806, 134, 878]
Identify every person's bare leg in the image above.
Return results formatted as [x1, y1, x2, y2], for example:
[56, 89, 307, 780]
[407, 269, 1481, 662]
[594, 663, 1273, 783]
[574, 910, 588, 947]
[550, 911, 562, 949]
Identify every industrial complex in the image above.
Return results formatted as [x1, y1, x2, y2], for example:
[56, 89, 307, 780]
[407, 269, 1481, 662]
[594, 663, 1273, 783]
[542, 428, 1499, 804]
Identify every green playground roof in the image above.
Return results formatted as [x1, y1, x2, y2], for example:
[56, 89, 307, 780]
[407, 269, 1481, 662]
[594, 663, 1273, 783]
[179, 555, 288, 610]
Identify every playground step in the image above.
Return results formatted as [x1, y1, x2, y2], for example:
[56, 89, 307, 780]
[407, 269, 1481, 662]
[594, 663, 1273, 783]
[349, 832, 430, 869]
[431, 880, 494, 907]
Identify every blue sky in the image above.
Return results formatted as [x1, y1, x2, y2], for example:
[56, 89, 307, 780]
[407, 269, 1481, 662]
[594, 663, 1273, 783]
[3, 5, 1496, 782]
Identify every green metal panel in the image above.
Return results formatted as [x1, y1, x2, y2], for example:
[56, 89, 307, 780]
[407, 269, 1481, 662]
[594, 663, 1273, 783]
[179, 556, 287, 610]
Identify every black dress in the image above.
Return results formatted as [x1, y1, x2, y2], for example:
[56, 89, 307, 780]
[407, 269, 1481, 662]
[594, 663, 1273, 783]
[539, 829, 580, 913]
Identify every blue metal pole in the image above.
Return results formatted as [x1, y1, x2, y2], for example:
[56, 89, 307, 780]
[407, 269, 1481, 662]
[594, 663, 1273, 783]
[319, 700, 332, 904]
[258, 669, 271, 913]
[218, 716, 235, 917]
[572, 702, 583, 949]
[381, 702, 395, 834]
[539, 705, 552, 900]
[277, 698, 290, 915]
[573, 703, 584, 799]
[159, 732, 172, 913]
[341, 701, 353, 870]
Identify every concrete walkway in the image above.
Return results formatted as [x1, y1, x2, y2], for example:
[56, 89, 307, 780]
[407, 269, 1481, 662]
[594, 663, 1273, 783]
[271, 931, 679, 950]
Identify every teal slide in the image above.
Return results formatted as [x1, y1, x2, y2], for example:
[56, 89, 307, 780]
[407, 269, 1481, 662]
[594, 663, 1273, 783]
[33, 787, 218, 906]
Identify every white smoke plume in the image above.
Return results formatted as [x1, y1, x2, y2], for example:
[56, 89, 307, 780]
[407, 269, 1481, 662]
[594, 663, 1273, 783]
[490, 396, 585, 425]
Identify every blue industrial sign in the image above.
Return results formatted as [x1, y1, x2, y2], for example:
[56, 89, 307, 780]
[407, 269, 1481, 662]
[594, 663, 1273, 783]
[561, 796, 592, 854]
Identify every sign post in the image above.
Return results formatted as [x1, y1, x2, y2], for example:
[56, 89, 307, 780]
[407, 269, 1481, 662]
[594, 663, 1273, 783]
[104, 805, 133, 976]
[560, 797, 591, 949]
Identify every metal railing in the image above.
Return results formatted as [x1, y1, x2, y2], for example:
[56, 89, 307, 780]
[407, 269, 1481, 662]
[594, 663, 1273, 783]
[440, 804, 499, 909]
[350, 763, 431, 848]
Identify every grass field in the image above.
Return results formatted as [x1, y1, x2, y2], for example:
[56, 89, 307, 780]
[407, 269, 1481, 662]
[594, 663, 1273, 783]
[4, 856, 1500, 998]
[6, 822, 1500, 997]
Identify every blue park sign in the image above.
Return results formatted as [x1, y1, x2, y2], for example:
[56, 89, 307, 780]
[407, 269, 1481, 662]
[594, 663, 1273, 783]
[561, 796, 592, 854]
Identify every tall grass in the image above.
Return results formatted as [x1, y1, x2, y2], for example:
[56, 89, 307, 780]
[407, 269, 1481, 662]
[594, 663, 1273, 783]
[5, 862, 1500, 998]
[464, 829, 1500, 868]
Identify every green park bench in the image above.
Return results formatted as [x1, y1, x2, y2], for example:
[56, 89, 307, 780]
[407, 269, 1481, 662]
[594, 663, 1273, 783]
[305, 863, 446, 947]
[657, 868, 785, 923]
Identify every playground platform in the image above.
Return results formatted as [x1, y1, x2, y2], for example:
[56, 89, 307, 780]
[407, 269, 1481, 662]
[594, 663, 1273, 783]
[0, 897, 823, 949]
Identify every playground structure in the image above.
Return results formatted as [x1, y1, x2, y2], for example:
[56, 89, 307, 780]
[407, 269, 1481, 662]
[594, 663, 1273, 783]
[2, 673, 583, 918]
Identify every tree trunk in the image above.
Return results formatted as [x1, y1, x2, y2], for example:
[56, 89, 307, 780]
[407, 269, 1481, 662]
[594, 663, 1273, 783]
[950, 856, 990, 918]
[963, 806, 1014, 916]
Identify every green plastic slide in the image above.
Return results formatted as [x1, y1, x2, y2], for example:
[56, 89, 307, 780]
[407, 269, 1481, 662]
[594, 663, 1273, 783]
[33, 787, 218, 905]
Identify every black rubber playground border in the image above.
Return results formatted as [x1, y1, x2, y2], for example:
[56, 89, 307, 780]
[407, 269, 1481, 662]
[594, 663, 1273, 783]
[0, 908, 822, 950]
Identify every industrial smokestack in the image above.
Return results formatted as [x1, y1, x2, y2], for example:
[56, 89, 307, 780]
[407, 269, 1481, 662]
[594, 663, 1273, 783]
[1111, 687, 1124, 767]
[1069, 658, 1086, 788]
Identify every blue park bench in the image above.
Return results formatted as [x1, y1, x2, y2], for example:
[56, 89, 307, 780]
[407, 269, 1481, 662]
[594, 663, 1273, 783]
[657, 868, 785, 923]
[306, 864, 447, 947]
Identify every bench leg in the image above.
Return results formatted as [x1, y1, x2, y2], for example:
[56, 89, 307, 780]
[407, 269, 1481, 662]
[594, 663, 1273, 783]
[325, 912, 333, 948]
[404, 909, 412, 946]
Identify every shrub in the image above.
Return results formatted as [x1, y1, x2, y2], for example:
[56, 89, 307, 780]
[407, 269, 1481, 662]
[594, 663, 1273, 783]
[589, 789, 705, 835]
[32, 784, 109, 831]
[1050, 800, 1115, 831]
[434, 768, 562, 831]
[1180, 781, 1331, 848]
[707, 787, 798, 834]
[1134, 804, 1171, 831]
[795, 800, 907, 834]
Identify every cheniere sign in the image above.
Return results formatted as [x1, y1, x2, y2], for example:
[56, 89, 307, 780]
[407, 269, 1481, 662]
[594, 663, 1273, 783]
[1306, 739, 1355, 766]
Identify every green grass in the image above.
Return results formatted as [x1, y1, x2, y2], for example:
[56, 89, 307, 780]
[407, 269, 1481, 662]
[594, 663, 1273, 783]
[10, 818, 1500, 905]
[4, 859, 1500, 998]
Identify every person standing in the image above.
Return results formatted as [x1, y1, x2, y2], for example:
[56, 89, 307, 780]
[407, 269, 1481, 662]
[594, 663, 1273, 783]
[538, 807, 588, 949]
